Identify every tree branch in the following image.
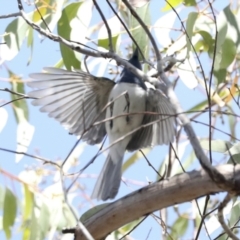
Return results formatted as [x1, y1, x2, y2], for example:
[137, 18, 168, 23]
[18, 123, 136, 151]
[66, 165, 240, 240]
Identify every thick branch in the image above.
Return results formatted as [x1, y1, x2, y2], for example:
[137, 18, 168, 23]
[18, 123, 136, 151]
[72, 164, 240, 240]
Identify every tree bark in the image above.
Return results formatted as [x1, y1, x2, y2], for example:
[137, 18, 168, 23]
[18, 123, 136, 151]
[74, 164, 240, 240]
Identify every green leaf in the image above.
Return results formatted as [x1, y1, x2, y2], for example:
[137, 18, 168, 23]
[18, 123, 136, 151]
[222, 5, 240, 53]
[195, 30, 214, 52]
[226, 105, 236, 141]
[98, 35, 119, 52]
[0, 186, 4, 209]
[200, 139, 233, 153]
[183, 0, 196, 6]
[29, 208, 38, 240]
[39, 202, 50, 237]
[130, 2, 151, 59]
[227, 153, 240, 164]
[3, 188, 17, 239]
[213, 69, 227, 85]
[162, 0, 182, 11]
[230, 203, 240, 229]
[186, 12, 198, 55]
[187, 99, 208, 113]
[3, 17, 29, 61]
[219, 38, 236, 69]
[215, 9, 228, 55]
[54, 58, 64, 68]
[62, 203, 77, 227]
[27, 27, 34, 65]
[98, 16, 120, 52]
[23, 184, 33, 221]
[80, 203, 109, 223]
[169, 214, 188, 239]
[57, 1, 92, 70]
[8, 70, 28, 123]
[225, 142, 240, 155]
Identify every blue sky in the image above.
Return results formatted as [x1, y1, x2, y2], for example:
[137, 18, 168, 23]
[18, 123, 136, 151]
[0, 0, 237, 239]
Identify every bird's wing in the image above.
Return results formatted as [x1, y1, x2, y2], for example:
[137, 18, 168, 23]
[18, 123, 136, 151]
[127, 88, 175, 151]
[28, 67, 115, 144]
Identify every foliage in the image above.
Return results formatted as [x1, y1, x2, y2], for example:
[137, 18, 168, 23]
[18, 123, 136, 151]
[1, 0, 240, 239]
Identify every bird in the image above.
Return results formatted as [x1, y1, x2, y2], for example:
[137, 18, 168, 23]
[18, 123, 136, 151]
[27, 49, 175, 201]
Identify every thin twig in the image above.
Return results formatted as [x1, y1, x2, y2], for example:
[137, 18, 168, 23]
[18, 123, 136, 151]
[0, 12, 21, 19]
[92, 0, 113, 52]
[0, 147, 60, 167]
[0, 96, 26, 108]
[194, 196, 211, 240]
[34, 2, 51, 32]
[0, 88, 34, 98]
[218, 193, 238, 240]
[59, 168, 95, 240]
[121, 0, 161, 63]
[207, 0, 218, 164]
[139, 149, 162, 179]
[16, 0, 153, 83]
[106, 0, 145, 60]
[66, 136, 107, 193]
[119, 215, 149, 240]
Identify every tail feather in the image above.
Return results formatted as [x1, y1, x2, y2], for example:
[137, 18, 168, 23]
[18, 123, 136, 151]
[91, 154, 123, 201]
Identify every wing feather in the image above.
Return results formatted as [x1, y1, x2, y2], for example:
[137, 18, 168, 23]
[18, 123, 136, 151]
[28, 68, 115, 144]
[127, 88, 175, 151]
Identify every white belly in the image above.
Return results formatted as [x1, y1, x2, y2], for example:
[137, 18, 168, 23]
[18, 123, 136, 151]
[106, 83, 146, 146]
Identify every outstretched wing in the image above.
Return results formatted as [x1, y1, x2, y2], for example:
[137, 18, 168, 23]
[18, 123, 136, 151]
[127, 88, 175, 151]
[28, 67, 115, 144]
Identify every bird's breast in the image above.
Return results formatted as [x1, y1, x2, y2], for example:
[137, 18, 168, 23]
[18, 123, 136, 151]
[106, 83, 146, 141]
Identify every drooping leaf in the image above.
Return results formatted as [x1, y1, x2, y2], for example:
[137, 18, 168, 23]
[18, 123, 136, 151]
[200, 139, 233, 153]
[39, 202, 50, 238]
[57, 1, 93, 70]
[169, 214, 188, 239]
[22, 184, 34, 240]
[23, 184, 34, 221]
[185, 12, 198, 55]
[225, 105, 237, 141]
[183, 0, 196, 6]
[229, 203, 240, 229]
[162, 0, 182, 11]
[2, 17, 29, 61]
[225, 142, 240, 155]
[129, 2, 151, 59]
[98, 16, 120, 52]
[8, 70, 28, 123]
[195, 30, 214, 52]
[29, 208, 38, 240]
[177, 50, 198, 89]
[227, 153, 240, 164]
[80, 203, 110, 223]
[154, 10, 179, 47]
[3, 188, 17, 239]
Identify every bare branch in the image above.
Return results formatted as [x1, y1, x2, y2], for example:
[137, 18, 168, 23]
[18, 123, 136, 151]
[106, 0, 145, 60]
[218, 193, 238, 240]
[70, 165, 240, 240]
[16, 0, 154, 84]
[121, 0, 161, 63]
[0, 147, 60, 167]
[0, 12, 21, 19]
[92, 0, 113, 52]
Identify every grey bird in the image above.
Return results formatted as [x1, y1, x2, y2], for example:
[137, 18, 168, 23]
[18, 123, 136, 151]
[27, 50, 175, 201]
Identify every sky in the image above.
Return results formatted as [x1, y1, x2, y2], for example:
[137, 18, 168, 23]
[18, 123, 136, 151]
[0, 0, 237, 240]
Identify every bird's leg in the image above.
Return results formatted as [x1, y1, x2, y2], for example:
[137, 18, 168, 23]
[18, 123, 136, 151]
[124, 92, 130, 123]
